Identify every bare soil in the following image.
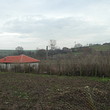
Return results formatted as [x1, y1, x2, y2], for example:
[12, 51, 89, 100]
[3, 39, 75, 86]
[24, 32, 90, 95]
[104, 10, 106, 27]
[0, 73, 110, 110]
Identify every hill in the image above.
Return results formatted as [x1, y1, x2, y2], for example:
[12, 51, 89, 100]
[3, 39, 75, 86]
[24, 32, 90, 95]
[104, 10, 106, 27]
[0, 50, 36, 58]
[89, 44, 110, 51]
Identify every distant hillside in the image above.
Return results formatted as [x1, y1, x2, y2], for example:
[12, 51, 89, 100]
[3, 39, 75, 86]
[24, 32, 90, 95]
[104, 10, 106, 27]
[0, 50, 15, 57]
[89, 44, 110, 51]
[0, 43, 110, 58]
[0, 50, 36, 58]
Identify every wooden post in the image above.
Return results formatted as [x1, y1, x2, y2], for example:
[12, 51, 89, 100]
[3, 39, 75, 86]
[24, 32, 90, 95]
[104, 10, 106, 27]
[5, 63, 8, 71]
[46, 46, 48, 60]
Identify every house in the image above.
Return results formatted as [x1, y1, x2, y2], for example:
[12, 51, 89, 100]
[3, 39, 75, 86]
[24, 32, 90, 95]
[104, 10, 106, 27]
[0, 54, 40, 70]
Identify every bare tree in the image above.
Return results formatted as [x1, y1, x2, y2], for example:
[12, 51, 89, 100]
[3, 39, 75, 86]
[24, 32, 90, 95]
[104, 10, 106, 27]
[15, 46, 24, 55]
[49, 40, 56, 50]
[74, 43, 82, 48]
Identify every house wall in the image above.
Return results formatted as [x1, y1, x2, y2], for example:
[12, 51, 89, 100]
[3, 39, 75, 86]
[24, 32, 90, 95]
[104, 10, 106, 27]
[0, 63, 39, 70]
[0, 64, 7, 69]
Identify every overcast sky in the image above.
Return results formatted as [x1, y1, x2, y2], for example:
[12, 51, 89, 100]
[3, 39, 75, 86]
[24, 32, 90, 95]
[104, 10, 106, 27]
[0, 0, 110, 50]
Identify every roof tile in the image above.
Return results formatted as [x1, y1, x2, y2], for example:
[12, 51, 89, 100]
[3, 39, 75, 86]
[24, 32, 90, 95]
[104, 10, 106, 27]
[0, 54, 40, 63]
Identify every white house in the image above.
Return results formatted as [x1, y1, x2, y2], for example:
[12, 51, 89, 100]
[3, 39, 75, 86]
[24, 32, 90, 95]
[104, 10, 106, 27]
[0, 54, 40, 70]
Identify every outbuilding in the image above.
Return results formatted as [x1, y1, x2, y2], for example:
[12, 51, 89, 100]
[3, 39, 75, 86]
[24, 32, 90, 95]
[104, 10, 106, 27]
[0, 54, 40, 71]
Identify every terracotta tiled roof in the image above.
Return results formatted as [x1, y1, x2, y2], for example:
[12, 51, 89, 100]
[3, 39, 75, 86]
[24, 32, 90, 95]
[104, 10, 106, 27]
[0, 54, 40, 63]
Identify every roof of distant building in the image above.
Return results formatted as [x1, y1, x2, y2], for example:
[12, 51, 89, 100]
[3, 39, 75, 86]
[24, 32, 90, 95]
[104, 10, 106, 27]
[0, 54, 40, 63]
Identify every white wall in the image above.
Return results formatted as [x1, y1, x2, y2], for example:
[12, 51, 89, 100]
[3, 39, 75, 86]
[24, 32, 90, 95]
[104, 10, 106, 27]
[0, 63, 39, 70]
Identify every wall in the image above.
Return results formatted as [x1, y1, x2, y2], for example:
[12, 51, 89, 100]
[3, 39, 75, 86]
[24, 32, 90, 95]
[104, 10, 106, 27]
[0, 63, 39, 72]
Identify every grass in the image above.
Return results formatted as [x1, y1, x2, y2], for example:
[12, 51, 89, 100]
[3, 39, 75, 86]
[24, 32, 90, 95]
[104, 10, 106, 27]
[30, 73, 110, 82]
[1, 72, 109, 82]
[0, 50, 36, 58]
[90, 44, 110, 51]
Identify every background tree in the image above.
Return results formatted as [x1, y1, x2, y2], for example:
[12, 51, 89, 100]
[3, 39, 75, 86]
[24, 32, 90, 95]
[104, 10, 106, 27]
[49, 40, 56, 50]
[15, 46, 24, 55]
[74, 43, 82, 48]
[36, 49, 46, 59]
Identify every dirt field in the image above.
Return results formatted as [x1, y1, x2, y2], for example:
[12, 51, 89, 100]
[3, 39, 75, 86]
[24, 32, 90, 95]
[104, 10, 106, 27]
[0, 73, 110, 110]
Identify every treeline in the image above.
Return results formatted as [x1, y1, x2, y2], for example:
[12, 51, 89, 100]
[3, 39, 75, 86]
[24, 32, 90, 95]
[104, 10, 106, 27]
[0, 43, 110, 77]
[0, 42, 110, 59]
[14, 46, 94, 60]
[14, 42, 110, 60]
[0, 47, 93, 59]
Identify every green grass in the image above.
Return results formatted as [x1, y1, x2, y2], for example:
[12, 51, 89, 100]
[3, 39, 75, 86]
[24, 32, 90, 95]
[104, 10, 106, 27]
[0, 72, 109, 82]
[0, 50, 36, 57]
[37, 74, 110, 82]
[90, 45, 110, 51]
[0, 50, 15, 57]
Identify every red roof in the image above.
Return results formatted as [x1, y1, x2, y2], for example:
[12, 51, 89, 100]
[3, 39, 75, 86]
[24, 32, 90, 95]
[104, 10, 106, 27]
[0, 54, 40, 63]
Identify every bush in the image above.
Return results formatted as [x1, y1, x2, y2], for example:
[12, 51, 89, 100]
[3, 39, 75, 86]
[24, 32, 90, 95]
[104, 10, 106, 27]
[39, 53, 110, 77]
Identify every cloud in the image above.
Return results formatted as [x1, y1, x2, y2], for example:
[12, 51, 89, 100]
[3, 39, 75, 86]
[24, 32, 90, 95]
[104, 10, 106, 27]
[2, 15, 107, 34]
[0, 15, 109, 49]
[0, 0, 110, 49]
[0, 33, 46, 50]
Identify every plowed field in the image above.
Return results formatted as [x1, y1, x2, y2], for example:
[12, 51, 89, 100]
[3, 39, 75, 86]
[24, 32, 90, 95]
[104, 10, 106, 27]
[0, 73, 110, 110]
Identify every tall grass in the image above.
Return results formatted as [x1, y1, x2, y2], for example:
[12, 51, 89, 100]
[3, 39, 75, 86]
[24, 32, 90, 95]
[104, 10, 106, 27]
[39, 53, 110, 77]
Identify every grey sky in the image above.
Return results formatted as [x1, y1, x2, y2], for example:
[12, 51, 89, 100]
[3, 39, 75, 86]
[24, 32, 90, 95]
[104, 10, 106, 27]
[0, 0, 110, 49]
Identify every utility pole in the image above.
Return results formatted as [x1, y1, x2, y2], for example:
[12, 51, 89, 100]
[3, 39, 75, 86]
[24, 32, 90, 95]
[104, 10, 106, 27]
[46, 46, 48, 60]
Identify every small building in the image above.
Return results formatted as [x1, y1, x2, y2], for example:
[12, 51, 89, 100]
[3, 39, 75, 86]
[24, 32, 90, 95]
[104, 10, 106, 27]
[0, 54, 40, 71]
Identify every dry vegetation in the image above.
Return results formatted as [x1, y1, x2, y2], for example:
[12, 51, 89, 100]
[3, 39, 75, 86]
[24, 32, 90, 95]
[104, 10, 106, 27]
[1, 53, 110, 77]
[0, 73, 110, 110]
[39, 53, 110, 77]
